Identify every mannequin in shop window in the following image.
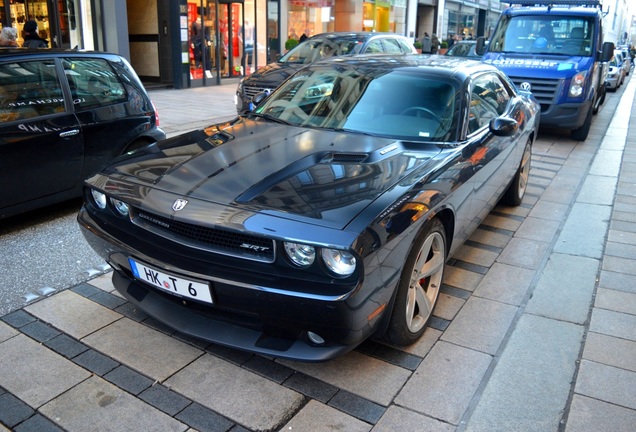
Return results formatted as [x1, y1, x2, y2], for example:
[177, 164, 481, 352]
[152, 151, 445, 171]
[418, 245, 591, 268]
[191, 15, 210, 69]
[240, 20, 254, 74]
[22, 20, 48, 48]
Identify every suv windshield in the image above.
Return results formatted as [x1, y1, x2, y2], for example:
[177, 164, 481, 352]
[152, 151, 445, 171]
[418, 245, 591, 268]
[280, 36, 363, 65]
[489, 14, 595, 56]
[255, 64, 458, 142]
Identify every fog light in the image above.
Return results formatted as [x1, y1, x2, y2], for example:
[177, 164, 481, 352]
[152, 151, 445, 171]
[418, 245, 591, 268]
[307, 331, 325, 345]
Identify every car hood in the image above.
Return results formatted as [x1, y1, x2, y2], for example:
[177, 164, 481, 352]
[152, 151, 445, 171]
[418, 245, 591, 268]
[247, 61, 305, 86]
[97, 119, 441, 230]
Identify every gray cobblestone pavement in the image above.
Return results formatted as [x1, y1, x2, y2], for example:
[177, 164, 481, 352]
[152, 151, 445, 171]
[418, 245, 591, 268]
[1, 75, 635, 431]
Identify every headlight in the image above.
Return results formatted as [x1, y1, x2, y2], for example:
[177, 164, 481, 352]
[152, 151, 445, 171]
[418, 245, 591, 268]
[110, 198, 129, 217]
[284, 242, 315, 267]
[322, 249, 356, 277]
[91, 190, 107, 209]
[568, 71, 586, 98]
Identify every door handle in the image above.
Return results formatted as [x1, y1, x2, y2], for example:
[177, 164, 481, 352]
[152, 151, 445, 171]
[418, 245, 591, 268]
[59, 129, 80, 138]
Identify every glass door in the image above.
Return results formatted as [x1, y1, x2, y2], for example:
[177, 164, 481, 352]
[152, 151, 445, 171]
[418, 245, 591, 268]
[219, 0, 244, 78]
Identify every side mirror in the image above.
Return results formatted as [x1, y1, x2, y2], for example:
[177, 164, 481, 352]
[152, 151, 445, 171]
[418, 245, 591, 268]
[475, 37, 487, 56]
[490, 117, 518, 137]
[600, 41, 615, 63]
[249, 90, 271, 111]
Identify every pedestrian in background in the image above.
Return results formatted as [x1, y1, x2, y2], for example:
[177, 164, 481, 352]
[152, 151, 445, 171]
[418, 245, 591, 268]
[431, 33, 440, 54]
[0, 27, 18, 47]
[421, 32, 432, 53]
[22, 20, 48, 48]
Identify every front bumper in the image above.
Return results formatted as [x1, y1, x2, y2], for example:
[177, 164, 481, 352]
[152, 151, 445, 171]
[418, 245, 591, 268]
[78, 207, 389, 361]
[540, 99, 593, 129]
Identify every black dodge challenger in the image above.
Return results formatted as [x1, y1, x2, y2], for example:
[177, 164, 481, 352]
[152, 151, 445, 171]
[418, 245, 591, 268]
[78, 55, 539, 361]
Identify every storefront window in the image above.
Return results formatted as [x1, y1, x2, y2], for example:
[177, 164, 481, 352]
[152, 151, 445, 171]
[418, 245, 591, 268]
[286, 0, 334, 45]
[362, 0, 405, 33]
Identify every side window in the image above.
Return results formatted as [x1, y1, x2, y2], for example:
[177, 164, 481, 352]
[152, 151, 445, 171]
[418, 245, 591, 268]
[364, 39, 384, 54]
[61, 58, 127, 110]
[382, 38, 404, 54]
[396, 39, 415, 53]
[468, 73, 511, 134]
[0, 59, 65, 122]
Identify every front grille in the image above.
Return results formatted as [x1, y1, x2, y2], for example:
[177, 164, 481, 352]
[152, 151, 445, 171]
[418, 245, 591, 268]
[243, 81, 301, 102]
[244, 84, 271, 100]
[509, 76, 561, 111]
[132, 208, 276, 263]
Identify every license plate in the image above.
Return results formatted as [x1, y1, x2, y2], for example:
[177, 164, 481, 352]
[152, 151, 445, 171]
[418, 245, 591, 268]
[128, 258, 213, 304]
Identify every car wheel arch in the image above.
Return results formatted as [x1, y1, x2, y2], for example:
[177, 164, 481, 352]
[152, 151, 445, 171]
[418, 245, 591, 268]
[123, 138, 156, 154]
[372, 208, 454, 339]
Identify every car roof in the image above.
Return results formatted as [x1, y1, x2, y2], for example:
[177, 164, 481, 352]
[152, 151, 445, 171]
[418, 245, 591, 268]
[312, 53, 495, 80]
[0, 48, 123, 60]
[307, 32, 408, 42]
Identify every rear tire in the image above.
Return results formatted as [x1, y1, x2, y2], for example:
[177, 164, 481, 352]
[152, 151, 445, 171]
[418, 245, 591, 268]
[502, 139, 532, 206]
[384, 218, 446, 346]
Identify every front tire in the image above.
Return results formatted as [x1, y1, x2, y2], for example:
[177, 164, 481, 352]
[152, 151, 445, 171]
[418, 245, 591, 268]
[384, 218, 446, 346]
[502, 138, 531, 206]
[571, 104, 593, 142]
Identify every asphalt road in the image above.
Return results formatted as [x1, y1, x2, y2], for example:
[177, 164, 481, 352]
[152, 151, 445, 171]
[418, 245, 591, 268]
[0, 199, 108, 316]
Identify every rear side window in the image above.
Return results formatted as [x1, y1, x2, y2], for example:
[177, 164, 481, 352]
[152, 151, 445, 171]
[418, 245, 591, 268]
[0, 59, 65, 122]
[381, 38, 405, 54]
[61, 58, 127, 110]
[364, 39, 384, 54]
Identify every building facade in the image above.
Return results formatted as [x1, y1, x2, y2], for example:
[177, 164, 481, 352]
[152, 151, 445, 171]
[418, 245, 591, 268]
[4, 1, 628, 90]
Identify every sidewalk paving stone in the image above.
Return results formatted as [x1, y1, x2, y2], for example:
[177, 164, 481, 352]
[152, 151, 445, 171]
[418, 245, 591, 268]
[396, 341, 492, 425]
[0, 334, 91, 407]
[278, 351, 411, 407]
[574, 360, 636, 410]
[282, 400, 371, 432]
[82, 317, 203, 382]
[165, 353, 304, 431]
[464, 314, 583, 432]
[25, 290, 120, 339]
[525, 253, 599, 324]
[40, 376, 187, 432]
[582, 332, 636, 372]
[566, 395, 636, 432]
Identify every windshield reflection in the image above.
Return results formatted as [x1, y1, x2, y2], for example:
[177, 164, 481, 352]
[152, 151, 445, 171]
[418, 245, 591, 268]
[255, 65, 459, 142]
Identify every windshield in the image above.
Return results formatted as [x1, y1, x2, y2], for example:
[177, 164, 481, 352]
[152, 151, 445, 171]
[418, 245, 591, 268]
[489, 14, 595, 56]
[280, 36, 363, 65]
[254, 64, 459, 142]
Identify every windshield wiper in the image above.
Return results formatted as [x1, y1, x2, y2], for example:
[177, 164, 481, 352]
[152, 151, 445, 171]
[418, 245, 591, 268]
[246, 112, 293, 126]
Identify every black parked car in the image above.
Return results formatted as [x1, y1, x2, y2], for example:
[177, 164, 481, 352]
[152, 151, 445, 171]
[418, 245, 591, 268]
[78, 55, 539, 361]
[445, 40, 481, 59]
[234, 32, 417, 113]
[0, 49, 165, 219]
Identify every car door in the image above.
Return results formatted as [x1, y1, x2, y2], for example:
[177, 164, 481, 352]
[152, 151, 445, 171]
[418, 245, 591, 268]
[60, 56, 146, 178]
[0, 57, 83, 212]
[466, 72, 518, 222]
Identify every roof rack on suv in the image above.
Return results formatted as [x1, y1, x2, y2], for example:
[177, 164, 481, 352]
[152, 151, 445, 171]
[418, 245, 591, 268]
[510, 0, 601, 7]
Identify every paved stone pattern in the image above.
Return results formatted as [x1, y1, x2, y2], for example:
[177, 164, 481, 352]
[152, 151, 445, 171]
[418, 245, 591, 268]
[1, 79, 635, 431]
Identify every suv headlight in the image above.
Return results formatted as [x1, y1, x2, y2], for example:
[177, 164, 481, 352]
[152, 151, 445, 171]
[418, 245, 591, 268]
[568, 71, 586, 98]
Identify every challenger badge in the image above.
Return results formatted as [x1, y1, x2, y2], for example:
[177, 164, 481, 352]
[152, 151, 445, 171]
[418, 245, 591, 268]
[172, 199, 188, 211]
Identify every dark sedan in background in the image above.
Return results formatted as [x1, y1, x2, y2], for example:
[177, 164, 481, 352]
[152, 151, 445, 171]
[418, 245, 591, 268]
[0, 49, 165, 220]
[445, 40, 481, 59]
[78, 55, 539, 361]
[234, 32, 417, 113]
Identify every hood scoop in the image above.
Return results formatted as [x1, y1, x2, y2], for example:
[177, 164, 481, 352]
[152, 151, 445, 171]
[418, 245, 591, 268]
[320, 152, 369, 163]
